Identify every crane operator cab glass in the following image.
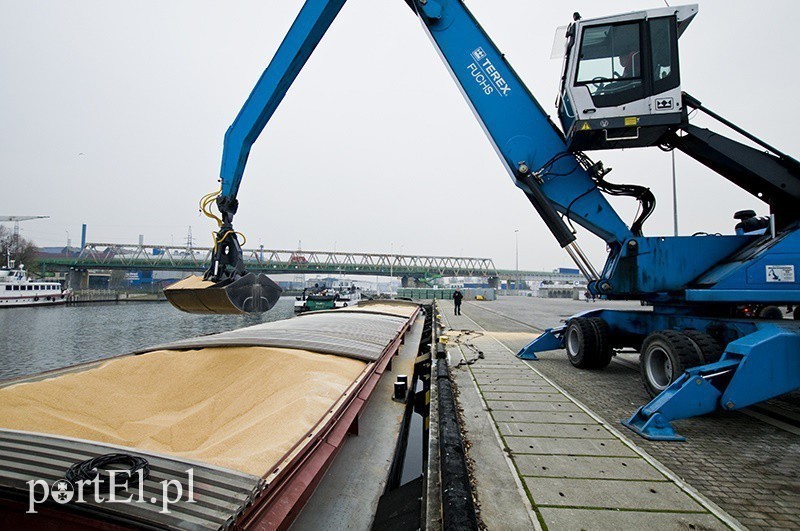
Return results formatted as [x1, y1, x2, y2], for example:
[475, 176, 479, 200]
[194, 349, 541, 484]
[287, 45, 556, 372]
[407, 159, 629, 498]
[557, 4, 698, 152]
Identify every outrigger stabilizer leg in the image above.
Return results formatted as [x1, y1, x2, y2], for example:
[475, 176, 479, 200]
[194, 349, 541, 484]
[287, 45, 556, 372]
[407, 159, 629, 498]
[164, 197, 282, 315]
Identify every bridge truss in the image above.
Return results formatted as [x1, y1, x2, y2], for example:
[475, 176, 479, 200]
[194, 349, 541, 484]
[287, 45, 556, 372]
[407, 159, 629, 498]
[42, 243, 498, 278]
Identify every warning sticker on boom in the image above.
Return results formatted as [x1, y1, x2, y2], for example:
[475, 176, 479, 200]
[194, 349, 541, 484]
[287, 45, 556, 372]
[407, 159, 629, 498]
[766, 265, 795, 283]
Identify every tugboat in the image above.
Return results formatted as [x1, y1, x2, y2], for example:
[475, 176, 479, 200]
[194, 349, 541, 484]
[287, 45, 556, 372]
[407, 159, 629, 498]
[0, 259, 70, 308]
[294, 282, 361, 314]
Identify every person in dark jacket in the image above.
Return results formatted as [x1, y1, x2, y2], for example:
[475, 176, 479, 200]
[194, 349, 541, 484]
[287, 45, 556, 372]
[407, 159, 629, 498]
[452, 288, 464, 315]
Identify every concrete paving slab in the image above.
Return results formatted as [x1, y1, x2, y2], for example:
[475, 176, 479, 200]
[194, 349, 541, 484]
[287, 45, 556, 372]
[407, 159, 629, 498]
[471, 367, 533, 373]
[505, 436, 638, 457]
[492, 410, 596, 424]
[468, 364, 522, 369]
[515, 455, 666, 481]
[471, 370, 545, 382]
[477, 382, 555, 391]
[448, 348, 536, 528]
[478, 368, 524, 373]
[539, 507, 728, 530]
[483, 392, 568, 402]
[480, 385, 557, 393]
[471, 365, 536, 371]
[498, 422, 614, 439]
[487, 400, 582, 413]
[525, 477, 706, 512]
[470, 368, 524, 372]
[470, 368, 531, 375]
[473, 377, 543, 385]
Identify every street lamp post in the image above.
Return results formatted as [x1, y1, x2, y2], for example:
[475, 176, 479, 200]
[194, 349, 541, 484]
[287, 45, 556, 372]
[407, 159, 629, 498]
[672, 150, 679, 237]
[515, 229, 519, 293]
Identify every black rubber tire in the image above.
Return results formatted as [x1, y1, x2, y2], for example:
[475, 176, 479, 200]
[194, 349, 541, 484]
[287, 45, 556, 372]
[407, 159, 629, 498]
[683, 330, 723, 364]
[795, 307, 800, 321]
[759, 305, 784, 320]
[564, 318, 599, 369]
[639, 330, 702, 398]
[587, 317, 613, 369]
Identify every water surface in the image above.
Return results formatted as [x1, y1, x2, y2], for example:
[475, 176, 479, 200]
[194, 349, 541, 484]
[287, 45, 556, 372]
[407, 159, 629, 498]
[0, 297, 295, 380]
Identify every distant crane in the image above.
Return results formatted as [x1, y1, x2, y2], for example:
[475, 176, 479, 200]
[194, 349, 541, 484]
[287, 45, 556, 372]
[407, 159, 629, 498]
[0, 216, 49, 242]
[0, 216, 48, 268]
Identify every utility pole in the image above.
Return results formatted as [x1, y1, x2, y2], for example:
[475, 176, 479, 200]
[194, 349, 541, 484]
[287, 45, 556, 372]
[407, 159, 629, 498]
[186, 226, 193, 252]
[515, 229, 519, 293]
[672, 150, 679, 236]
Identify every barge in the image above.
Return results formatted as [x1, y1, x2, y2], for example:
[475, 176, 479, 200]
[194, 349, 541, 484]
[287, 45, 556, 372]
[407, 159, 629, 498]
[0, 300, 423, 529]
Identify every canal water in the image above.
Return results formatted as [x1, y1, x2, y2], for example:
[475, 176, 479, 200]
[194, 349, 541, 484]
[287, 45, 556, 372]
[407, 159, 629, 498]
[0, 297, 295, 380]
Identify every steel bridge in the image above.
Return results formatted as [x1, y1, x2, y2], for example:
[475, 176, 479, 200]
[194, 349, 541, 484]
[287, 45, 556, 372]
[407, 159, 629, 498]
[40, 243, 498, 278]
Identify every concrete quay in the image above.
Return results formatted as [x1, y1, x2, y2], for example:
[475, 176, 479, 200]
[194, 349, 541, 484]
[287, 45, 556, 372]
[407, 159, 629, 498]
[435, 296, 800, 530]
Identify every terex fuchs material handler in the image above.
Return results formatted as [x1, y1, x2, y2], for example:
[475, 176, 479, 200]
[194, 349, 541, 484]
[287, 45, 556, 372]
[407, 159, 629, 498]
[165, 2, 800, 440]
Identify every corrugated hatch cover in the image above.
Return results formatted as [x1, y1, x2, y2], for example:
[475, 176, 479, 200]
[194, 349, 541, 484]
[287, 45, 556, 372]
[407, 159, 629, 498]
[0, 429, 262, 530]
[138, 311, 409, 362]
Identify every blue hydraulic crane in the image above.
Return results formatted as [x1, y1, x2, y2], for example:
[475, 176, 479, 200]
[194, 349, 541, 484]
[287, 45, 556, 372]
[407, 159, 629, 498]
[164, 1, 800, 440]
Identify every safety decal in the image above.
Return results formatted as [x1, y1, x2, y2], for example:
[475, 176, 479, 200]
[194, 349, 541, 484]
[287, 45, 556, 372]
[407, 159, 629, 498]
[624, 116, 639, 127]
[766, 265, 795, 283]
[580, 122, 591, 131]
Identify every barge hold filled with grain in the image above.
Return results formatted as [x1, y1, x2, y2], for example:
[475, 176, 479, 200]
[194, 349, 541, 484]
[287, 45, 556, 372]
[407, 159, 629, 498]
[0, 300, 420, 529]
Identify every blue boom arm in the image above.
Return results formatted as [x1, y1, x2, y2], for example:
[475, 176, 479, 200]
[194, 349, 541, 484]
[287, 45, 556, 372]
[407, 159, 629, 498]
[211, 0, 634, 284]
[410, 0, 631, 247]
[205, 0, 346, 284]
[219, 0, 346, 203]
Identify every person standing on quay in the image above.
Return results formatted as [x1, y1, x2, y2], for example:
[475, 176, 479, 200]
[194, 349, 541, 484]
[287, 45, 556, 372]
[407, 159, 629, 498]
[453, 288, 463, 316]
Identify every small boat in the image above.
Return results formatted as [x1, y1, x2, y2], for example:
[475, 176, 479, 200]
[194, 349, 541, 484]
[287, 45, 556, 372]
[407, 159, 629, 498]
[0, 263, 70, 308]
[295, 283, 362, 314]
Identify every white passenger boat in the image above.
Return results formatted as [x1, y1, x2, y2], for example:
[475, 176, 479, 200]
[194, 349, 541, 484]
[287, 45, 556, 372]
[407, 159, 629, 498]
[0, 264, 69, 307]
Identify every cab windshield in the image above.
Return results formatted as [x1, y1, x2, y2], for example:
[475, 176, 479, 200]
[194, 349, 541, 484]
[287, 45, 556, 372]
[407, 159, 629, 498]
[575, 22, 643, 105]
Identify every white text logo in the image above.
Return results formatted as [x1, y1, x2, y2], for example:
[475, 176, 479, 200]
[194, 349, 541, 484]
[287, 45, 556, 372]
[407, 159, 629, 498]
[467, 47, 511, 97]
[27, 469, 195, 515]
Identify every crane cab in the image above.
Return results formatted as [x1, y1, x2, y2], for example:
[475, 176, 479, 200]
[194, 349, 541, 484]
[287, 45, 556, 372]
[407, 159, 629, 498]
[557, 4, 698, 152]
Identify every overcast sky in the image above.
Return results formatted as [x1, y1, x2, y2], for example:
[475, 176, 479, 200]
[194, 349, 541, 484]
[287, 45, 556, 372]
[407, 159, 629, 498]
[1, 0, 797, 272]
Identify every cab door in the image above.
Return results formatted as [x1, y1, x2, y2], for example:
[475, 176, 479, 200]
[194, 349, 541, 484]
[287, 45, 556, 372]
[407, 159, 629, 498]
[647, 16, 682, 118]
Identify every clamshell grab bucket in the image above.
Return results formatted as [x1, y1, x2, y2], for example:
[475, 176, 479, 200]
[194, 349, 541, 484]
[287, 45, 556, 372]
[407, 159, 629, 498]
[164, 272, 283, 314]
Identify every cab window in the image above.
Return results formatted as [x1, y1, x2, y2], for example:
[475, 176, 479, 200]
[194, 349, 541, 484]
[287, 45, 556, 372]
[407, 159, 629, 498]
[575, 22, 645, 107]
[650, 17, 680, 95]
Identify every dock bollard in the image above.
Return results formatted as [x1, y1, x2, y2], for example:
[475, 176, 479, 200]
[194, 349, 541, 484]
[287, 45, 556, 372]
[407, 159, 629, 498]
[394, 376, 408, 401]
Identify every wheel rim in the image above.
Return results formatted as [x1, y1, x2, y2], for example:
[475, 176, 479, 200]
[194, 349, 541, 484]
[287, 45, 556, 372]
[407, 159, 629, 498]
[645, 346, 673, 391]
[566, 327, 581, 358]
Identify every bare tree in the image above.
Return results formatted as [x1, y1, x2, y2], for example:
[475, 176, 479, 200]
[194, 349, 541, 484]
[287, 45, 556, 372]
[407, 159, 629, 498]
[0, 226, 40, 273]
